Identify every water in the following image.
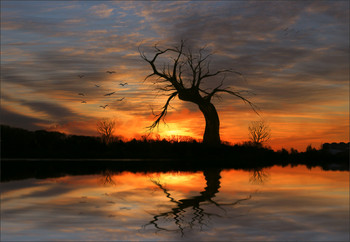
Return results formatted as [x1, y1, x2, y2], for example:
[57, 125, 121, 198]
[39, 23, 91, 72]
[1, 165, 349, 241]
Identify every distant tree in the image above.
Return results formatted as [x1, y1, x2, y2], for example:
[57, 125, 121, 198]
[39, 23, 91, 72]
[140, 40, 257, 145]
[97, 118, 116, 144]
[248, 120, 271, 145]
[306, 144, 317, 152]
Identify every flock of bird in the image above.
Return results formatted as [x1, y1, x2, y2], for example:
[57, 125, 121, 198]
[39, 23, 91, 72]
[77, 70, 128, 109]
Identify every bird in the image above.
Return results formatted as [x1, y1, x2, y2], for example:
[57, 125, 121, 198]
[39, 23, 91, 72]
[81, 100, 87, 103]
[116, 97, 125, 101]
[95, 84, 100, 87]
[106, 71, 116, 74]
[119, 82, 128, 86]
[100, 105, 108, 109]
[78, 93, 85, 96]
[104, 91, 116, 96]
[78, 74, 84, 78]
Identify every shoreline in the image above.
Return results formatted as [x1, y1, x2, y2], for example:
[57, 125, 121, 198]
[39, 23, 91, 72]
[2, 158, 348, 182]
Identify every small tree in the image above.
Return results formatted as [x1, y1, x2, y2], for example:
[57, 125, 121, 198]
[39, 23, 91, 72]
[248, 120, 271, 145]
[97, 118, 116, 144]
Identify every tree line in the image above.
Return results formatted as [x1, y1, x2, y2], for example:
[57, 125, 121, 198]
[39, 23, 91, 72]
[1, 125, 348, 171]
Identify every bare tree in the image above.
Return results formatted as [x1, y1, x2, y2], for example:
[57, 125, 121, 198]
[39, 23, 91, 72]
[140, 41, 257, 145]
[97, 118, 116, 144]
[248, 120, 271, 145]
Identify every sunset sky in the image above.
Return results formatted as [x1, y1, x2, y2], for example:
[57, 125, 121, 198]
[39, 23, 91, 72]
[1, 1, 349, 150]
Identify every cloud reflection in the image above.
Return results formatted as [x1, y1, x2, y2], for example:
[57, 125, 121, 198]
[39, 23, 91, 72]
[1, 166, 348, 241]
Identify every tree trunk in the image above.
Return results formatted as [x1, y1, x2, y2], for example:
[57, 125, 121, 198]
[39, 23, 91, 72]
[176, 169, 221, 208]
[201, 169, 221, 198]
[198, 102, 221, 145]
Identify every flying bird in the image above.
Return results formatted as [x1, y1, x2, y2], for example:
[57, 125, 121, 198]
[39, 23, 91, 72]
[116, 97, 125, 101]
[95, 84, 100, 87]
[106, 71, 116, 74]
[78, 93, 85, 96]
[81, 100, 87, 103]
[119, 82, 128, 86]
[104, 91, 116, 96]
[100, 105, 108, 109]
[78, 75, 84, 78]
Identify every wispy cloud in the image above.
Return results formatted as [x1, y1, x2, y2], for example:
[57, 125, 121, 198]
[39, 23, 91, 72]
[1, 107, 49, 131]
[89, 4, 114, 18]
[1, 1, 348, 149]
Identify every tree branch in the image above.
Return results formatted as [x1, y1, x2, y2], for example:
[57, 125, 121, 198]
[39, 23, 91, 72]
[148, 91, 178, 130]
[206, 88, 259, 114]
[139, 44, 184, 90]
[172, 40, 184, 83]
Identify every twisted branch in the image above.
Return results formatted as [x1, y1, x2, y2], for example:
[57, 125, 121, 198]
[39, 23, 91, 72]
[147, 92, 178, 130]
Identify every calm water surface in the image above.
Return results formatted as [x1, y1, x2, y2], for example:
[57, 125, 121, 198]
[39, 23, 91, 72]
[1, 165, 349, 241]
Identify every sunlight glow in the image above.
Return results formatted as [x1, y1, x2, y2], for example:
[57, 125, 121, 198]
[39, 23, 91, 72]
[156, 123, 197, 140]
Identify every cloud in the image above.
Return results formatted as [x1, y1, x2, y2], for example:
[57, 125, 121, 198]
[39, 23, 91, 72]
[23, 101, 79, 122]
[63, 18, 85, 24]
[2, 91, 93, 125]
[1, 1, 348, 149]
[0, 107, 49, 130]
[89, 4, 114, 18]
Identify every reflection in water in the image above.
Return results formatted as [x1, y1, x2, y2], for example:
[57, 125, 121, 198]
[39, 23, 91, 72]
[101, 169, 116, 186]
[1, 165, 349, 241]
[249, 168, 269, 185]
[144, 169, 252, 236]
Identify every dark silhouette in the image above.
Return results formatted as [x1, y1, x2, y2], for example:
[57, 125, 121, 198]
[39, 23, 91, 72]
[119, 82, 128, 86]
[96, 118, 116, 144]
[95, 84, 100, 87]
[248, 120, 271, 146]
[81, 100, 87, 104]
[106, 71, 116, 74]
[78, 93, 85, 96]
[78, 74, 84, 78]
[116, 97, 125, 101]
[322, 142, 349, 155]
[144, 169, 252, 236]
[140, 41, 257, 145]
[100, 105, 108, 109]
[1, 125, 348, 182]
[104, 91, 116, 96]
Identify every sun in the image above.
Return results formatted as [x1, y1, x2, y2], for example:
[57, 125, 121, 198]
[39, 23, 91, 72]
[157, 123, 196, 139]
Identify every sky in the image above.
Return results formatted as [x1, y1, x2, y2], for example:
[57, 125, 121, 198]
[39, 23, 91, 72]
[1, 1, 349, 150]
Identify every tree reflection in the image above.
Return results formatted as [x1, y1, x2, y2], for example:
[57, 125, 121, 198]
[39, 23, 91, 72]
[101, 169, 116, 186]
[144, 169, 252, 236]
[249, 168, 269, 185]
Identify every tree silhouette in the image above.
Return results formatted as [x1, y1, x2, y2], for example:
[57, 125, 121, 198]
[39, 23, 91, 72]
[97, 118, 116, 144]
[140, 41, 257, 145]
[248, 120, 271, 146]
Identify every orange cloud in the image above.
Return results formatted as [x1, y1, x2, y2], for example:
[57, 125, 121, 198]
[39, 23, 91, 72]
[89, 4, 114, 18]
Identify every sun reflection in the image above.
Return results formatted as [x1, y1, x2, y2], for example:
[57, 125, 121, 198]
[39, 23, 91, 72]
[155, 172, 203, 184]
[1, 166, 349, 241]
